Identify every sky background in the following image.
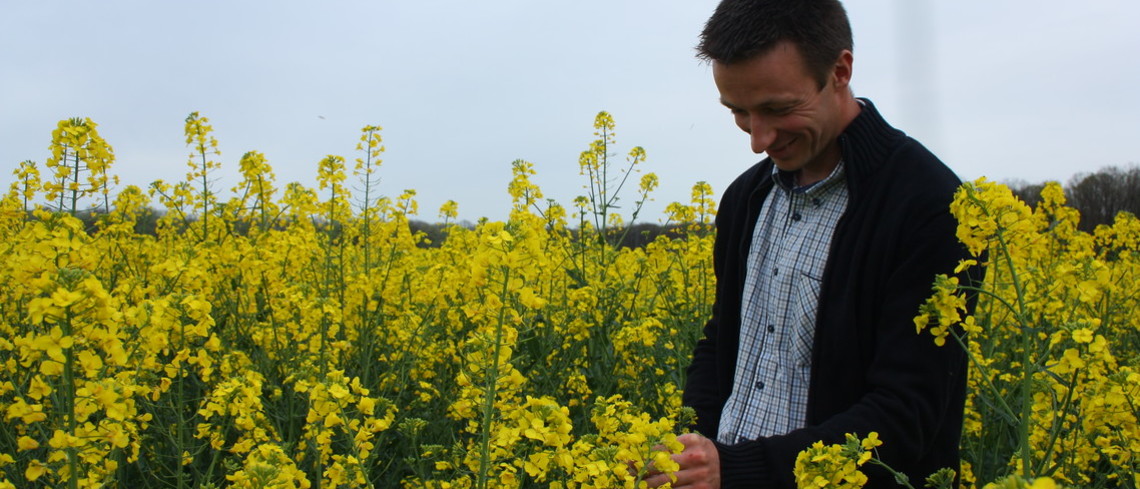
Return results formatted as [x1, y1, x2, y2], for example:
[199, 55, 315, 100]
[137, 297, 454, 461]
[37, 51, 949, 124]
[2, 1, 1138, 222]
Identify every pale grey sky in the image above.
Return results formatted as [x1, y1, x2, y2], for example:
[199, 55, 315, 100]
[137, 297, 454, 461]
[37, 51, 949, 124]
[2, 1, 1138, 221]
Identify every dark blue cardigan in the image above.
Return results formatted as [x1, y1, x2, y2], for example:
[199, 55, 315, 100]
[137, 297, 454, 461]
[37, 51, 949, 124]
[682, 99, 970, 488]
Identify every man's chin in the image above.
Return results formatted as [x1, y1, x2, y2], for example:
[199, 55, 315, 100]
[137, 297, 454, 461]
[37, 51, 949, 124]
[769, 158, 802, 173]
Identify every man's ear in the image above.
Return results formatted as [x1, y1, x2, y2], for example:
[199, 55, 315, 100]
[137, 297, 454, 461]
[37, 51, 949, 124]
[832, 50, 854, 91]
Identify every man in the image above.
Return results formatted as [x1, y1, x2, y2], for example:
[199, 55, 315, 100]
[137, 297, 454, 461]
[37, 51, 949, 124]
[646, 1, 969, 487]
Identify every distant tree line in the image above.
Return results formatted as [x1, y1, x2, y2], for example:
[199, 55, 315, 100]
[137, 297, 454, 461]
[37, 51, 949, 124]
[409, 221, 696, 249]
[1006, 164, 1140, 232]
[55, 209, 700, 249]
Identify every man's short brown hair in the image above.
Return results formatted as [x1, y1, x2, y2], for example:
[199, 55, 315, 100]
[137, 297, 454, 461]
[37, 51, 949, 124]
[697, 0, 853, 88]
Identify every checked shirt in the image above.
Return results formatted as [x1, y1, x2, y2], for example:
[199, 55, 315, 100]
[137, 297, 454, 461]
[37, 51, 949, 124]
[716, 161, 849, 445]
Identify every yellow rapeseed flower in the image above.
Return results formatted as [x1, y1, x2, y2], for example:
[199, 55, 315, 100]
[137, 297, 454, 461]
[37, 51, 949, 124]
[24, 459, 47, 481]
[31, 326, 74, 363]
[17, 436, 40, 451]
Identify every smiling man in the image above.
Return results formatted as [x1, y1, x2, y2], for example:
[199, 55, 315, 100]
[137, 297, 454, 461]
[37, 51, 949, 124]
[647, 1, 971, 488]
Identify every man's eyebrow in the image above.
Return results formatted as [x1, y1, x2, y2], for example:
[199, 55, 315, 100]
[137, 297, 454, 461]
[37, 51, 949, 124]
[719, 97, 797, 112]
[719, 98, 745, 110]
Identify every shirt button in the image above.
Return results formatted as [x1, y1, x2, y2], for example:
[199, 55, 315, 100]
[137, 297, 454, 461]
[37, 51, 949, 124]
[792, 213, 802, 221]
[812, 198, 822, 207]
[754, 381, 765, 390]
[773, 268, 779, 276]
[767, 325, 775, 333]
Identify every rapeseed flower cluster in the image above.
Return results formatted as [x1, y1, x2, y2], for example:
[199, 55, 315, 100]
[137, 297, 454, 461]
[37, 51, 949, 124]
[793, 433, 881, 489]
[0, 113, 709, 488]
[912, 178, 1140, 488]
[43, 117, 116, 214]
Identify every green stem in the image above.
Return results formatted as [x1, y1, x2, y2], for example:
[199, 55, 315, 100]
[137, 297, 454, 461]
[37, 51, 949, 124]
[970, 188, 1035, 476]
[70, 150, 81, 216]
[476, 267, 512, 489]
[948, 328, 1019, 426]
[198, 143, 210, 242]
[62, 313, 79, 489]
[994, 229, 1033, 477]
[176, 319, 188, 489]
[948, 283, 1025, 424]
[1033, 370, 1078, 476]
[867, 458, 918, 489]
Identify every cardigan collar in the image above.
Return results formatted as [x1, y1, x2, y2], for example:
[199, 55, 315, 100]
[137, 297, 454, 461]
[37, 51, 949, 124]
[838, 98, 906, 196]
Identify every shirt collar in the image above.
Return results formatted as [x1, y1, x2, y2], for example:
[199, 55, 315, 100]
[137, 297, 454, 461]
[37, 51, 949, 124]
[772, 160, 847, 194]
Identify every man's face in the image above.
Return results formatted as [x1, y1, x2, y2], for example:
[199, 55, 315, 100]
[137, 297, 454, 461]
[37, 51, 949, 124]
[713, 41, 853, 185]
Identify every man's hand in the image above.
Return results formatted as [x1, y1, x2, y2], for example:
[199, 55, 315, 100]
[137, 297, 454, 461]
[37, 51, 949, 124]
[645, 433, 721, 489]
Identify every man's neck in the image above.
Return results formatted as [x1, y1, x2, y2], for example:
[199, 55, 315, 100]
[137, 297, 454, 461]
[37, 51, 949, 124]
[796, 96, 861, 186]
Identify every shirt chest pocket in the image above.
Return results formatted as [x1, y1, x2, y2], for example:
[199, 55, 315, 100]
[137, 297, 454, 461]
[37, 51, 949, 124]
[793, 272, 822, 370]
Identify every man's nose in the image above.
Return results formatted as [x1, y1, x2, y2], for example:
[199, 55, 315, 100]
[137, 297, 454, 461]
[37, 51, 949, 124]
[747, 116, 777, 154]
